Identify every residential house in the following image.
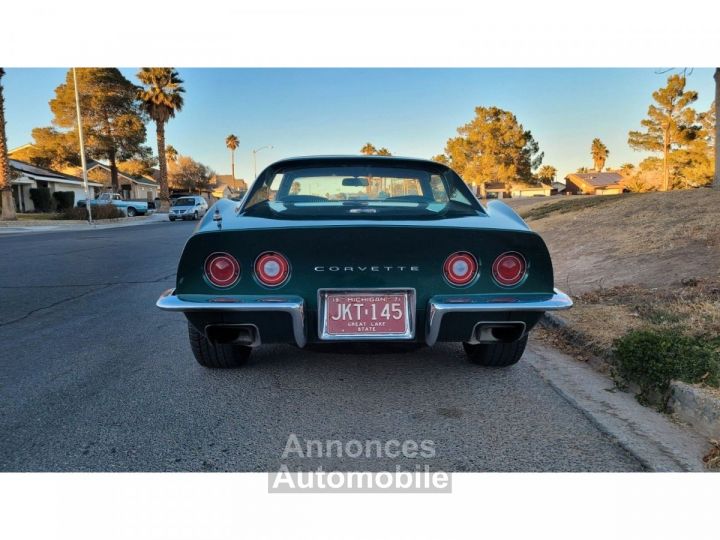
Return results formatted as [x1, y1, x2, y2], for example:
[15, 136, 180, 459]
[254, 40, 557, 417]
[511, 184, 553, 198]
[551, 181, 566, 195]
[564, 171, 625, 195]
[76, 160, 159, 201]
[483, 182, 509, 199]
[8, 159, 103, 213]
[214, 174, 247, 193]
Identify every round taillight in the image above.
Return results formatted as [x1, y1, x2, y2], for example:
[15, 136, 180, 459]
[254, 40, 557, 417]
[492, 252, 527, 287]
[443, 252, 478, 286]
[204, 252, 240, 288]
[255, 252, 290, 287]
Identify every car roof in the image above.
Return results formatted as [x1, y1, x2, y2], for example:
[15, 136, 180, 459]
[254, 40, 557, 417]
[264, 155, 451, 172]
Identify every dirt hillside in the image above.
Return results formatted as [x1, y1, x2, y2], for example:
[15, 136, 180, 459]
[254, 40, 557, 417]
[505, 189, 720, 294]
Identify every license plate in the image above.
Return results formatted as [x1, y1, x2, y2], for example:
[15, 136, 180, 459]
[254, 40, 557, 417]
[322, 292, 412, 338]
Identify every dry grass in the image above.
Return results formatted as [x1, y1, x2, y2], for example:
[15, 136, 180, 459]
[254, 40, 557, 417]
[16, 213, 61, 220]
[521, 188, 720, 293]
[527, 188, 720, 374]
[703, 440, 720, 470]
[565, 280, 720, 342]
[518, 194, 629, 221]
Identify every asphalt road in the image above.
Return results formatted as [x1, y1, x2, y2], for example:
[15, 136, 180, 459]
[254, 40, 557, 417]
[0, 221, 642, 472]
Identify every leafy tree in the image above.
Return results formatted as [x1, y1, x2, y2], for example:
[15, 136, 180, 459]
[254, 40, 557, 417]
[118, 149, 157, 178]
[49, 68, 147, 191]
[440, 106, 543, 188]
[670, 101, 715, 188]
[226, 134, 239, 180]
[619, 162, 635, 174]
[431, 154, 449, 165]
[576, 166, 589, 173]
[360, 142, 377, 155]
[623, 158, 663, 192]
[169, 155, 213, 191]
[166, 145, 178, 163]
[359, 143, 392, 156]
[137, 68, 185, 212]
[537, 165, 557, 184]
[590, 138, 609, 171]
[628, 75, 699, 191]
[0, 68, 17, 220]
[714, 69, 719, 189]
[11, 127, 81, 170]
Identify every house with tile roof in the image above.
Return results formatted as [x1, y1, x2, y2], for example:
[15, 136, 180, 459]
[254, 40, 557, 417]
[9, 159, 103, 212]
[75, 160, 159, 201]
[564, 171, 625, 195]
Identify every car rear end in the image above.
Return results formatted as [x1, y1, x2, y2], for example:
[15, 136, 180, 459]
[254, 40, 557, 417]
[157, 157, 571, 367]
[164, 219, 568, 348]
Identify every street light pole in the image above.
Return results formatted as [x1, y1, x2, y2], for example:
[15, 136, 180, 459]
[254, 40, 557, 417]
[252, 145, 273, 179]
[72, 68, 92, 224]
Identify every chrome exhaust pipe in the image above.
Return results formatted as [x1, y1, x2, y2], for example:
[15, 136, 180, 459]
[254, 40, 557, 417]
[204, 324, 261, 347]
[470, 322, 526, 344]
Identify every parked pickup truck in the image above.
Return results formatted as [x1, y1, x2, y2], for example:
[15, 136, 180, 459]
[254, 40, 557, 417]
[77, 193, 152, 217]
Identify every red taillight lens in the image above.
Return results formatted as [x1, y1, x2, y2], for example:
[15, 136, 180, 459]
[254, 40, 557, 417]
[204, 253, 240, 288]
[255, 252, 290, 287]
[443, 252, 478, 286]
[492, 252, 526, 287]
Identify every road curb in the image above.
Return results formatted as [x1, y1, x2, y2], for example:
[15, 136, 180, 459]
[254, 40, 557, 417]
[0, 216, 150, 227]
[669, 382, 720, 441]
[540, 313, 720, 454]
[527, 340, 708, 471]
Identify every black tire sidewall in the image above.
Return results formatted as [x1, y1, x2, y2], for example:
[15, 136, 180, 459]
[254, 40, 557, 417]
[463, 335, 528, 367]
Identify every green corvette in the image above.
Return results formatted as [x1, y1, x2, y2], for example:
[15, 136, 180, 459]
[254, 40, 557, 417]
[157, 155, 572, 368]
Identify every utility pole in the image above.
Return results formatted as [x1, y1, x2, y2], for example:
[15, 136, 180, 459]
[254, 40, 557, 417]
[72, 68, 92, 224]
[253, 145, 273, 179]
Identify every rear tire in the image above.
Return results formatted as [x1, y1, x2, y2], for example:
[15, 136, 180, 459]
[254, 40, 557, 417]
[187, 321, 251, 368]
[463, 335, 528, 367]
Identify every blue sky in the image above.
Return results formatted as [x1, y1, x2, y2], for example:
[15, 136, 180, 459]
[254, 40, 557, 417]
[3, 68, 716, 183]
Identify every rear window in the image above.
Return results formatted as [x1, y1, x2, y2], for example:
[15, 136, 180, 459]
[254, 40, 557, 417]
[174, 197, 196, 206]
[243, 165, 477, 218]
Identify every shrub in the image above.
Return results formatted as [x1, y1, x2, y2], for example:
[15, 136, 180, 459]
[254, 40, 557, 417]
[59, 205, 125, 220]
[52, 191, 75, 211]
[614, 329, 720, 409]
[29, 187, 53, 212]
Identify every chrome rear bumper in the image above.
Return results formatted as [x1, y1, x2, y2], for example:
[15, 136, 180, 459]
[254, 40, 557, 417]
[425, 288, 573, 346]
[157, 288, 572, 349]
[156, 288, 307, 347]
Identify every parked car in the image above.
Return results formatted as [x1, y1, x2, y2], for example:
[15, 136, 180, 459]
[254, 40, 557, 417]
[169, 196, 209, 221]
[77, 192, 151, 217]
[156, 155, 572, 368]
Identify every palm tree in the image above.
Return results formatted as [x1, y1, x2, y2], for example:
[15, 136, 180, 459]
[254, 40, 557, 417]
[225, 134, 239, 182]
[137, 68, 185, 212]
[360, 142, 377, 155]
[537, 165, 557, 185]
[166, 145, 178, 163]
[619, 163, 635, 175]
[591, 138, 609, 171]
[0, 69, 16, 221]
